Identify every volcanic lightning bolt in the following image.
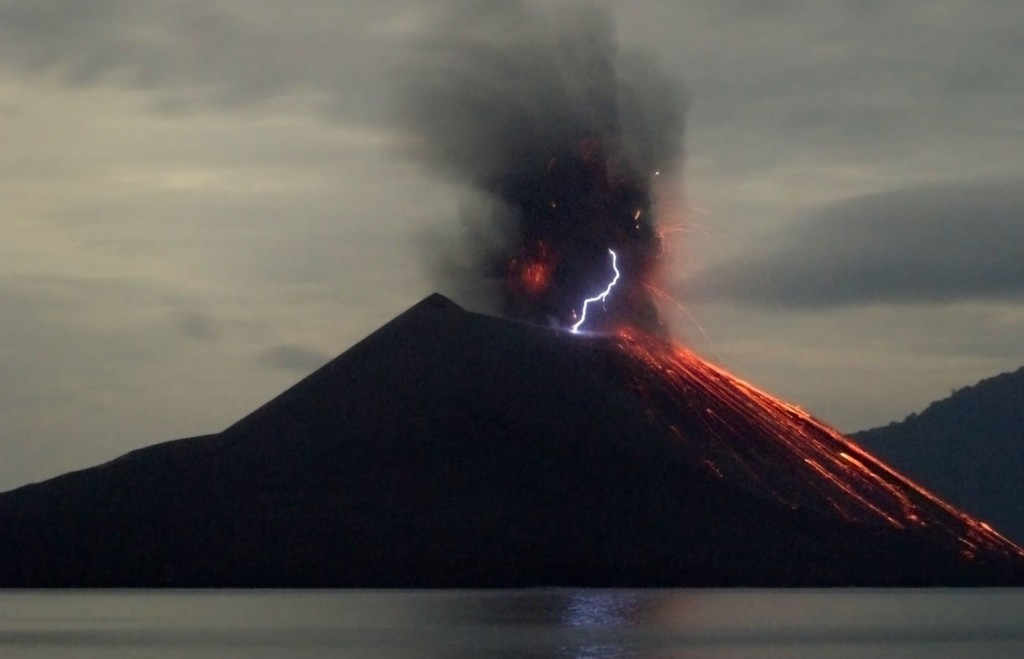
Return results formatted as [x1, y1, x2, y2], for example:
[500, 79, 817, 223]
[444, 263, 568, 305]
[571, 249, 620, 334]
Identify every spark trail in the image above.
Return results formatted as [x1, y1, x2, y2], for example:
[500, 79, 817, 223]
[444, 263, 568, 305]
[571, 249, 620, 333]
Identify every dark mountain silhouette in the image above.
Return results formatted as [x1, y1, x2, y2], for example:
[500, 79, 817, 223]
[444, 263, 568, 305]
[854, 366, 1024, 544]
[1, 294, 1021, 587]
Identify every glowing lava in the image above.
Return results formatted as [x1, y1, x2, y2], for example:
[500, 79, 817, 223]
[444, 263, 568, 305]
[571, 249, 621, 333]
[511, 255, 552, 298]
[608, 328, 1024, 562]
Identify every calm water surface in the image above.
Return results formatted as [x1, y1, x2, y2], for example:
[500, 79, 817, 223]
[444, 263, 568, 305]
[2, 589, 1022, 658]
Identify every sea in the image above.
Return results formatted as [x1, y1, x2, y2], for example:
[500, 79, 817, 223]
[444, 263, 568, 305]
[2, 589, 1022, 658]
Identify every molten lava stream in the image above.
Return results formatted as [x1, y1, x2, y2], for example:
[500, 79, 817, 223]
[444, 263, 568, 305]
[610, 328, 1024, 561]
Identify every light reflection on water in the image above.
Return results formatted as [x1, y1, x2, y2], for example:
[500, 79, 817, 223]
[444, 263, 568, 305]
[1, 589, 1022, 658]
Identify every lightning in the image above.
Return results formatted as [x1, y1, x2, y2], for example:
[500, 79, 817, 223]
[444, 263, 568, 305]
[571, 249, 620, 334]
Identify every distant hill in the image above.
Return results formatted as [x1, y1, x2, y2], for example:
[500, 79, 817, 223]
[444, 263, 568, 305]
[854, 366, 1024, 544]
[1, 295, 1021, 587]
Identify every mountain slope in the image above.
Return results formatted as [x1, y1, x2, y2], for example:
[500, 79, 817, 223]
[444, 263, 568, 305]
[1, 294, 1021, 586]
[854, 366, 1024, 544]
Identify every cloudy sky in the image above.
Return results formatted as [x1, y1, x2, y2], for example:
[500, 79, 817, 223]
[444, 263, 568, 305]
[2, 0, 1022, 490]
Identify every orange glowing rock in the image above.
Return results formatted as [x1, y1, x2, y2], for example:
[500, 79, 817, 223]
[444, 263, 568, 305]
[519, 260, 551, 296]
[613, 327, 1023, 562]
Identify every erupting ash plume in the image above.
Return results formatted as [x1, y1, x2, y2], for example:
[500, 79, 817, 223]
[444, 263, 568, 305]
[402, 1, 687, 333]
[396, 2, 1024, 566]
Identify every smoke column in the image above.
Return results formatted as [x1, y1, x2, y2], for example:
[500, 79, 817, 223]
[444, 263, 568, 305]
[400, 1, 687, 333]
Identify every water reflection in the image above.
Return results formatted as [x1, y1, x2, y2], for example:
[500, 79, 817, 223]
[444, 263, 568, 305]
[2, 589, 1023, 659]
[558, 591, 647, 658]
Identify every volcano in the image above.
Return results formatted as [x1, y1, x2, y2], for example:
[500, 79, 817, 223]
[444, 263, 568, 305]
[1, 294, 1022, 587]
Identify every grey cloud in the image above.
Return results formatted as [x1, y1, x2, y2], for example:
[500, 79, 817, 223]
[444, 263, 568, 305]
[615, 1, 1024, 178]
[2, 0, 1020, 165]
[0, 275, 180, 485]
[173, 310, 221, 341]
[0, 274, 190, 397]
[257, 344, 330, 373]
[693, 179, 1024, 308]
[0, 272, 284, 490]
[0, 0, 414, 121]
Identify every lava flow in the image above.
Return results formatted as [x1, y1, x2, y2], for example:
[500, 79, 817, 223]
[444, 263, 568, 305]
[601, 328, 1024, 562]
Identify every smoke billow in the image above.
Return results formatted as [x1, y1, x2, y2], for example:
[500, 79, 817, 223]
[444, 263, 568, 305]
[401, 1, 687, 333]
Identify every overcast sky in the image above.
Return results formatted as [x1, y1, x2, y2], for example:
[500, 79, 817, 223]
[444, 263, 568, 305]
[2, 0, 1022, 490]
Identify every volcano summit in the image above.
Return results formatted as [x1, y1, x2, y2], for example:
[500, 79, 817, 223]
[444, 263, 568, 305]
[1, 294, 1021, 587]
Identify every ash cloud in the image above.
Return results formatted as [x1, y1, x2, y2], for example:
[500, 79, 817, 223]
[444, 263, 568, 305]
[694, 179, 1024, 308]
[400, 1, 687, 332]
